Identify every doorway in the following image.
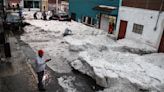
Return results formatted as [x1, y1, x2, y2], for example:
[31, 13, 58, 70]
[100, 14, 116, 33]
[71, 12, 76, 21]
[158, 30, 164, 52]
[118, 20, 128, 40]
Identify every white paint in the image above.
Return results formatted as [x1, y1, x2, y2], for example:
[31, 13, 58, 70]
[116, 6, 164, 50]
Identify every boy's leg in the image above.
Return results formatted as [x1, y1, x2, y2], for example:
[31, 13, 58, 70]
[37, 71, 45, 90]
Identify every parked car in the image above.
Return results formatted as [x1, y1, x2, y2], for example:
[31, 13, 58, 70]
[4, 11, 22, 31]
[49, 14, 59, 20]
[58, 13, 71, 21]
[49, 12, 71, 21]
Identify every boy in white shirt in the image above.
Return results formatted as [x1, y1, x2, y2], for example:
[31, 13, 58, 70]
[35, 50, 51, 91]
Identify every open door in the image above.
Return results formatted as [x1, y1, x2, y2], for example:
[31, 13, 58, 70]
[158, 30, 164, 52]
[71, 13, 76, 21]
[118, 20, 128, 40]
[100, 14, 109, 32]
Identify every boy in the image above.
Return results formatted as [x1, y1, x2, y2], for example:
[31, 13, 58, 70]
[35, 50, 51, 91]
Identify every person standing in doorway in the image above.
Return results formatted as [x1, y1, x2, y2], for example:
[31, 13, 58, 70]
[35, 50, 51, 91]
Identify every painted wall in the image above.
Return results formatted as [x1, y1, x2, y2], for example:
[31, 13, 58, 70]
[116, 6, 164, 49]
[69, 0, 120, 22]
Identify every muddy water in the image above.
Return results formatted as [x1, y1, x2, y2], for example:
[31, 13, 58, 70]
[16, 36, 104, 92]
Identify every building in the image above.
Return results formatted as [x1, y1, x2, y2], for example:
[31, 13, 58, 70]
[69, 0, 120, 32]
[116, 0, 164, 52]
[5, 0, 68, 12]
[60, 1, 69, 13]
[7, 0, 20, 6]
[48, 0, 61, 11]
[22, 0, 48, 11]
[5, 0, 48, 11]
[48, 0, 69, 13]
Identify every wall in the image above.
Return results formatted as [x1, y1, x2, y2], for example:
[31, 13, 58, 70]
[122, 0, 164, 11]
[69, 0, 119, 22]
[116, 6, 164, 49]
[41, 0, 48, 11]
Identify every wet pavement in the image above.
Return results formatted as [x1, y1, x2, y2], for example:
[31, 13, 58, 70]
[0, 36, 37, 92]
[0, 63, 37, 92]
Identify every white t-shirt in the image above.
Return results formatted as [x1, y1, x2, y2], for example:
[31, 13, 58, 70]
[35, 56, 46, 72]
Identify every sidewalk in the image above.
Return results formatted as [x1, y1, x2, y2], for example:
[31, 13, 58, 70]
[0, 36, 38, 92]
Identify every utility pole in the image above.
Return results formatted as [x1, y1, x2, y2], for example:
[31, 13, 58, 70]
[56, 0, 58, 13]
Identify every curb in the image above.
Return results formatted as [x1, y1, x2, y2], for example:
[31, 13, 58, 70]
[26, 59, 38, 83]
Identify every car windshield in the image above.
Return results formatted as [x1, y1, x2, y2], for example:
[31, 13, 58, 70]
[6, 13, 20, 22]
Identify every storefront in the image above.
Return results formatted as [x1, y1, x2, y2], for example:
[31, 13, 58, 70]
[24, 0, 40, 8]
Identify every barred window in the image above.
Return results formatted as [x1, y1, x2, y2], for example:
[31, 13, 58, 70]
[82, 16, 95, 26]
[132, 23, 144, 34]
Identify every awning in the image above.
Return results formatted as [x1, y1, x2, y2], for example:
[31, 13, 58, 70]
[93, 5, 117, 12]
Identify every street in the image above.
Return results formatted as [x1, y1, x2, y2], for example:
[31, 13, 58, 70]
[0, 0, 164, 91]
[20, 19, 164, 92]
[17, 36, 104, 92]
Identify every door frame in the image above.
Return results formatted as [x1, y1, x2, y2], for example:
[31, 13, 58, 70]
[99, 14, 117, 32]
[71, 12, 76, 21]
[158, 30, 164, 52]
[117, 20, 128, 40]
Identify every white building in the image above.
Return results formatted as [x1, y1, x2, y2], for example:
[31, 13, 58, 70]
[116, 0, 164, 52]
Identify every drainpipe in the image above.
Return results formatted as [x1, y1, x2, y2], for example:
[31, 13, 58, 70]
[154, 0, 163, 31]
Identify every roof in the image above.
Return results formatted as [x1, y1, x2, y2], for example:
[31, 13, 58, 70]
[93, 5, 117, 12]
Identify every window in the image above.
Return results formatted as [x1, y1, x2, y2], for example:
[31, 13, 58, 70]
[24, 0, 40, 8]
[34, 1, 39, 8]
[82, 16, 95, 26]
[24, 1, 32, 8]
[132, 23, 144, 34]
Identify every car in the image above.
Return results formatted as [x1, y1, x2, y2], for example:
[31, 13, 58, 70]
[4, 11, 23, 31]
[58, 13, 71, 21]
[49, 14, 59, 20]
